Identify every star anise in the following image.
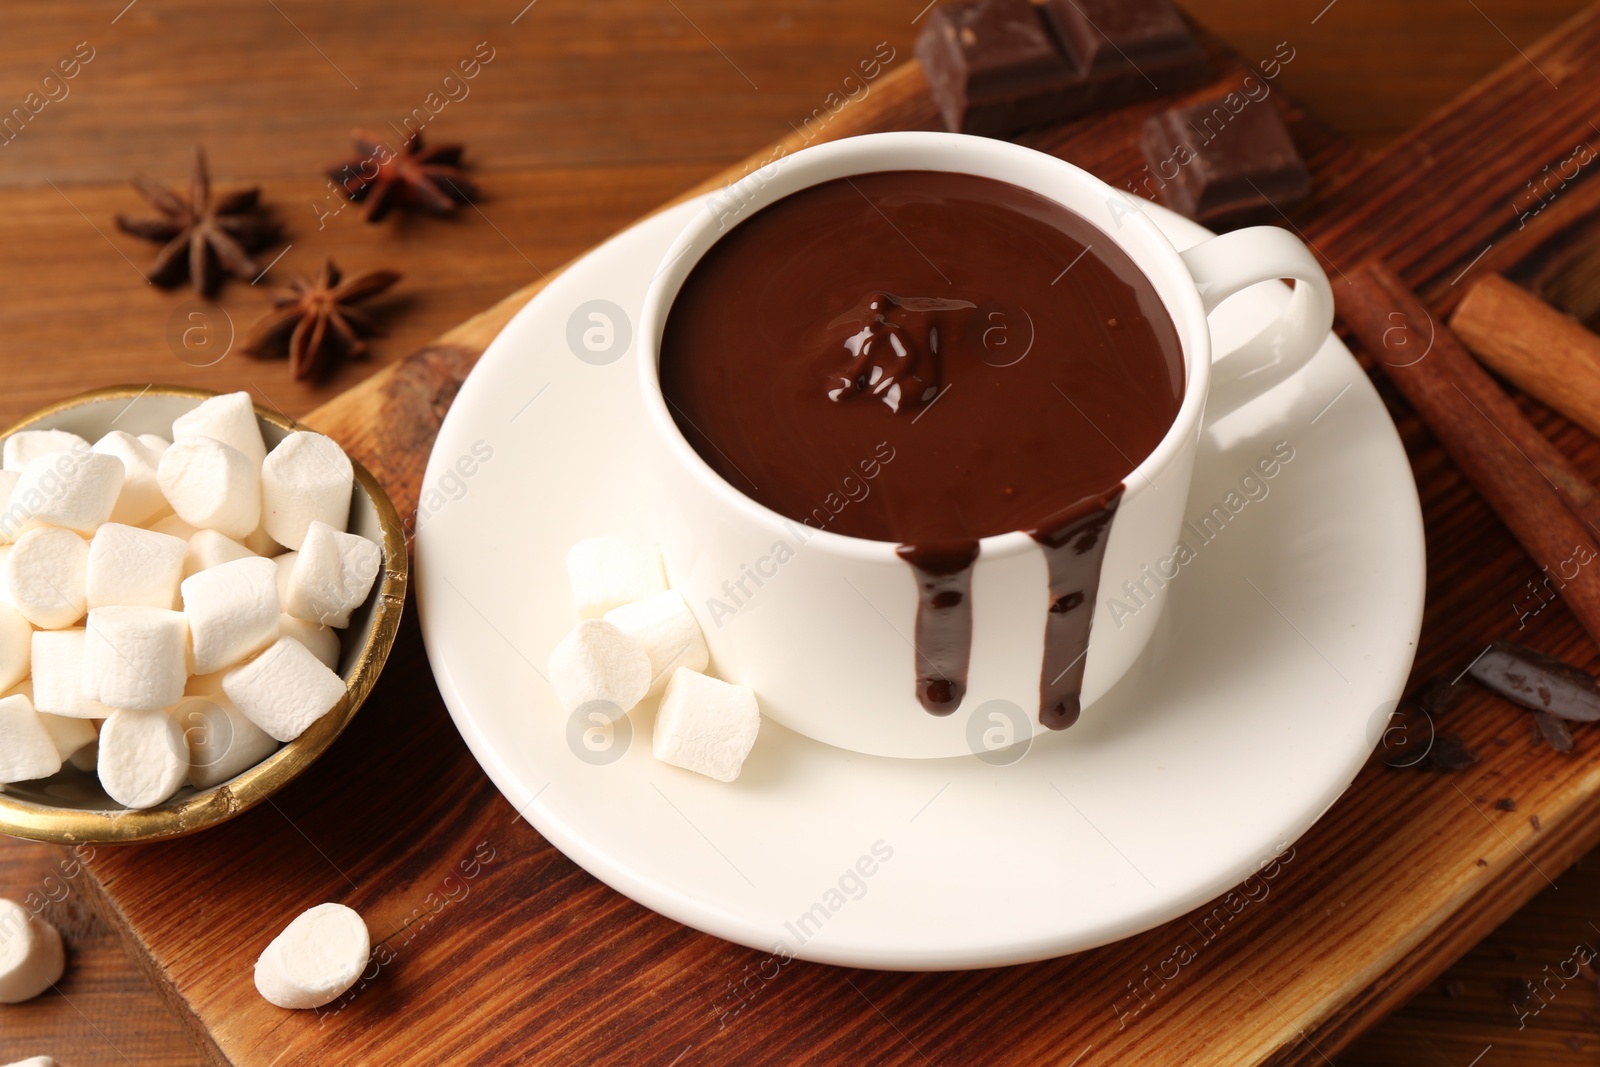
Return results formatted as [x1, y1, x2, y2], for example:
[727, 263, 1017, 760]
[115, 147, 280, 297]
[326, 129, 477, 223]
[241, 259, 401, 381]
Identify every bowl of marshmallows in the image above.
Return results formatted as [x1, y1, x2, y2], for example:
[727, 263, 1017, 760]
[0, 385, 406, 843]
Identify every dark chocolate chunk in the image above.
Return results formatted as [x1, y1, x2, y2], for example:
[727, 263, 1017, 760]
[1139, 87, 1312, 228]
[1534, 710, 1576, 752]
[1494, 797, 1517, 811]
[1043, 0, 1209, 80]
[917, 0, 1072, 137]
[1414, 676, 1469, 718]
[1468, 639, 1600, 722]
[1425, 733, 1480, 772]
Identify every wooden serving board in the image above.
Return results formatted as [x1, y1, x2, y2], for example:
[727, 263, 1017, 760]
[72, 8, 1600, 1065]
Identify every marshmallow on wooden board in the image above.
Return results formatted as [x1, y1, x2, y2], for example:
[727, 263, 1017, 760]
[565, 536, 666, 619]
[278, 614, 340, 670]
[2, 429, 87, 472]
[547, 620, 650, 716]
[156, 437, 261, 539]
[0, 603, 28, 692]
[9, 450, 124, 536]
[6, 526, 87, 629]
[652, 668, 760, 783]
[254, 903, 370, 1010]
[149, 512, 200, 541]
[0, 695, 61, 784]
[181, 556, 280, 674]
[604, 591, 708, 695]
[86, 522, 186, 610]
[183, 528, 254, 579]
[0, 898, 65, 1004]
[172, 693, 279, 789]
[222, 637, 346, 743]
[261, 432, 354, 550]
[171, 391, 266, 467]
[0, 471, 19, 544]
[30, 630, 110, 719]
[97, 707, 188, 809]
[92, 430, 169, 526]
[36, 710, 95, 763]
[4, 1057, 58, 1067]
[283, 522, 380, 629]
[82, 607, 188, 712]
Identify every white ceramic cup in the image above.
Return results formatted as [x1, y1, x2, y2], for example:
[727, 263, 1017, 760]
[638, 131, 1333, 760]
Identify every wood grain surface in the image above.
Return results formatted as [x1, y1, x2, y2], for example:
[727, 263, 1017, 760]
[1, 1, 1598, 1065]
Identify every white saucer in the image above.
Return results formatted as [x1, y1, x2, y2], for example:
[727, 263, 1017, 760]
[415, 195, 1424, 970]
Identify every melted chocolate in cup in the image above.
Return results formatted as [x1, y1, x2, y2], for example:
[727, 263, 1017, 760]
[660, 171, 1183, 729]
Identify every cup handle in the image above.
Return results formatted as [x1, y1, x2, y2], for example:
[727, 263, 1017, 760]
[1179, 226, 1335, 423]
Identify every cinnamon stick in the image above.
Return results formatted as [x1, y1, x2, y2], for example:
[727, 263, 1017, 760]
[1338, 262, 1600, 647]
[1450, 273, 1600, 439]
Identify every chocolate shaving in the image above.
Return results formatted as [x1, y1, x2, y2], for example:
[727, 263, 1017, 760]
[1494, 797, 1517, 812]
[1425, 733, 1480, 772]
[1533, 710, 1576, 753]
[1468, 640, 1600, 721]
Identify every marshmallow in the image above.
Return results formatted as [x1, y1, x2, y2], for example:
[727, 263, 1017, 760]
[149, 512, 199, 541]
[7, 526, 87, 629]
[4, 1056, 57, 1066]
[278, 614, 340, 670]
[86, 523, 186, 610]
[183, 528, 254, 579]
[547, 620, 650, 716]
[565, 536, 665, 619]
[254, 903, 369, 1010]
[0, 603, 28, 692]
[92, 431, 169, 526]
[274, 551, 296, 603]
[242, 522, 283, 558]
[68, 739, 98, 772]
[9, 451, 124, 536]
[652, 668, 760, 783]
[138, 433, 171, 453]
[156, 437, 260, 539]
[181, 556, 280, 674]
[171, 391, 266, 467]
[36, 711, 95, 763]
[0, 695, 61, 783]
[30, 630, 107, 719]
[3, 429, 87, 472]
[261, 432, 354, 551]
[604, 591, 709, 695]
[97, 707, 188, 809]
[187, 669, 226, 695]
[82, 607, 188, 712]
[0, 898, 65, 1003]
[222, 637, 346, 742]
[283, 522, 380, 629]
[0, 470, 20, 544]
[173, 693, 279, 789]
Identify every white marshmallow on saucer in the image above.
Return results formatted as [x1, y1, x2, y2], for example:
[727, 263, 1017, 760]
[30, 630, 103, 719]
[82, 607, 188, 712]
[181, 556, 280, 675]
[97, 706, 188, 809]
[652, 668, 760, 783]
[254, 902, 369, 1010]
[7, 526, 87, 629]
[261, 432, 354, 551]
[149, 512, 199, 541]
[565, 536, 666, 619]
[156, 437, 260, 540]
[222, 637, 346, 743]
[171, 391, 266, 467]
[172, 693, 279, 789]
[182, 529, 254, 579]
[283, 522, 380, 629]
[0, 695, 62, 784]
[278, 615, 340, 670]
[86, 523, 186, 610]
[36, 709, 95, 763]
[0, 898, 65, 1003]
[10, 450, 124, 536]
[92, 430, 169, 526]
[547, 620, 650, 716]
[0, 604, 29, 692]
[604, 591, 709, 695]
[3, 429, 87, 472]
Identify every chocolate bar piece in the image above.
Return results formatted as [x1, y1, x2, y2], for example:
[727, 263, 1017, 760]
[1139, 87, 1312, 228]
[916, 0, 1212, 138]
[1469, 639, 1600, 722]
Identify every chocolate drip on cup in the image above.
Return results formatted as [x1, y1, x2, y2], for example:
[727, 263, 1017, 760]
[896, 540, 982, 713]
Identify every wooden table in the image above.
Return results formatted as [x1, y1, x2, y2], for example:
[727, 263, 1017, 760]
[0, 1, 1594, 1063]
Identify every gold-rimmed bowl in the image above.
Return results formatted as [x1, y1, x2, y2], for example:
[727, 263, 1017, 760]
[0, 385, 407, 844]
